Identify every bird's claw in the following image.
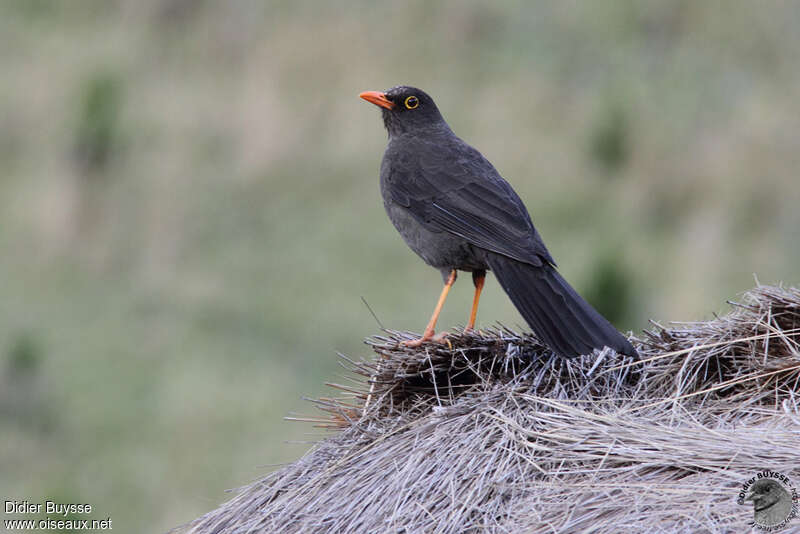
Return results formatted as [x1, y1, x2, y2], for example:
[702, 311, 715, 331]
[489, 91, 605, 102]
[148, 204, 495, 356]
[463, 327, 483, 337]
[402, 330, 450, 348]
[432, 332, 451, 348]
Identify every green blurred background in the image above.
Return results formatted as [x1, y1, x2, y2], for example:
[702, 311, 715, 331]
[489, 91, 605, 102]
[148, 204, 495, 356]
[1, 1, 798, 531]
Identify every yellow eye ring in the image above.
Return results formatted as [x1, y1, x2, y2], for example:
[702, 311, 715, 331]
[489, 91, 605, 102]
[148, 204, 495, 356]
[404, 96, 419, 110]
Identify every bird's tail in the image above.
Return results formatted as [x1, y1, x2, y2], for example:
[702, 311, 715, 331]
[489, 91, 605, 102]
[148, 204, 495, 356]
[485, 252, 637, 358]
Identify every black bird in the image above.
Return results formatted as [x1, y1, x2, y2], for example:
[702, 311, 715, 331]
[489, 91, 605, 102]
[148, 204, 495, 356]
[360, 86, 637, 358]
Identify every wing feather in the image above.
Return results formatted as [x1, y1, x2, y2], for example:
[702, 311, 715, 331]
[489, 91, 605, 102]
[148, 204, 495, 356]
[383, 135, 554, 266]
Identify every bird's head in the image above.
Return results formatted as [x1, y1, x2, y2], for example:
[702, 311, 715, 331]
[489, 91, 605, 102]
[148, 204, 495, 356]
[746, 479, 784, 511]
[359, 86, 446, 137]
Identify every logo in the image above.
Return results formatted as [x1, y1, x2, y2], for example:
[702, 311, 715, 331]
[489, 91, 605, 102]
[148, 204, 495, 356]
[737, 470, 799, 531]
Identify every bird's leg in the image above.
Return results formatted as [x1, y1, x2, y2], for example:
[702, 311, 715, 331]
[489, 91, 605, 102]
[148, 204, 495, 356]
[465, 269, 486, 332]
[403, 269, 457, 347]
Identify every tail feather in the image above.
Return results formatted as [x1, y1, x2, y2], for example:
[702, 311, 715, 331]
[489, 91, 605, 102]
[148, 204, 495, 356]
[486, 252, 637, 358]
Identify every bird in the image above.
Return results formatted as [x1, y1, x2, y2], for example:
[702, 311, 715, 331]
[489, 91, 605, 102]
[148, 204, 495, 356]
[360, 86, 637, 358]
[745, 479, 793, 527]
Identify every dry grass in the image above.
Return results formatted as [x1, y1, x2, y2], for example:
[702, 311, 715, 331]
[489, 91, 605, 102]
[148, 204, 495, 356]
[179, 284, 800, 533]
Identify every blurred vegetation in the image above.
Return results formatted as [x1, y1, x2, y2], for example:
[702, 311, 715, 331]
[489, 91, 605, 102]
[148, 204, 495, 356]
[0, 1, 798, 532]
[5, 331, 41, 378]
[589, 100, 630, 174]
[582, 253, 637, 327]
[73, 71, 123, 175]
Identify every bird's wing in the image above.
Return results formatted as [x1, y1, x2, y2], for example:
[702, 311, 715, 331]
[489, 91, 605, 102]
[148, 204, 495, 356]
[384, 136, 555, 267]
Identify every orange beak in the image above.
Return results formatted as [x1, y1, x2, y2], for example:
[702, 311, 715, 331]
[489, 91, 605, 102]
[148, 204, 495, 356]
[359, 91, 395, 110]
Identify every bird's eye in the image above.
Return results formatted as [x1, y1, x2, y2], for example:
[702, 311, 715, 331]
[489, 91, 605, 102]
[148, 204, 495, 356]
[404, 96, 419, 110]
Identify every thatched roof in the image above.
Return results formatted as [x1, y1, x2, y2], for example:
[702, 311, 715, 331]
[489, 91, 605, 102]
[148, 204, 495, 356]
[179, 284, 800, 533]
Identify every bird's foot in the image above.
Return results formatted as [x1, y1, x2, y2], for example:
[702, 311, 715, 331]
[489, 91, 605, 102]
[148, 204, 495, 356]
[463, 325, 484, 337]
[402, 330, 450, 348]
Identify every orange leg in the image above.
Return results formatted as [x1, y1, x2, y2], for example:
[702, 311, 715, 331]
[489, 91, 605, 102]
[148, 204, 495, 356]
[465, 270, 486, 331]
[403, 269, 457, 347]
